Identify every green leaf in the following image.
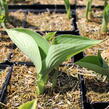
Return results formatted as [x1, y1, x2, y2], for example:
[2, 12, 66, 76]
[46, 35, 101, 72]
[44, 32, 56, 43]
[6, 28, 49, 73]
[54, 34, 100, 44]
[18, 100, 37, 109]
[98, 51, 108, 68]
[76, 53, 109, 78]
[0, 15, 5, 23]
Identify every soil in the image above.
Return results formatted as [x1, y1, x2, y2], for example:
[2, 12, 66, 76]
[77, 8, 109, 57]
[8, 11, 73, 31]
[0, 0, 109, 108]
[8, 0, 64, 5]
[77, 0, 108, 6]
[0, 34, 12, 63]
[101, 48, 109, 64]
[11, 48, 30, 62]
[2, 64, 81, 109]
[0, 67, 10, 89]
[8, 0, 107, 6]
[77, 2, 109, 103]
[85, 76, 109, 102]
[6, 65, 36, 109]
[8, 11, 25, 28]
[7, 0, 76, 5]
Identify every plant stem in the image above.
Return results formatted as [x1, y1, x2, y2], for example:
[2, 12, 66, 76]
[101, 4, 109, 32]
[101, 18, 108, 32]
[64, 0, 71, 19]
[86, 0, 93, 21]
[36, 73, 49, 95]
[49, 69, 59, 88]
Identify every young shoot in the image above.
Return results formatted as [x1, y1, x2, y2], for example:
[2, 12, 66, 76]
[85, 0, 93, 21]
[0, 0, 8, 27]
[6, 28, 101, 95]
[64, 0, 71, 19]
[101, 4, 109, 32]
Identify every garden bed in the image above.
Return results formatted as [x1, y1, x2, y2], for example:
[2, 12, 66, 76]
[8, 11, 73, 31]
[77, 0, 107, 6]
[0, 0, 109, 109]
[76, 1, 109, 107]
[2, 64, 82, 109]
[0, 67, 10, 89]
[0, 34, 12, 63]
[8, 0, 64, 5]
[85, 76, 109, 102]
[77, 6, 109, 57]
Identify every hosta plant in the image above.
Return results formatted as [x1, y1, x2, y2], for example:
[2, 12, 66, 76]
[85, 0, 93, 21]
[76, 52, 109, 78]
[6, 28, 101, 94]
[101, 4, 109, 32]
[64, 0, 71, 19]
[0, 0, 8, 26]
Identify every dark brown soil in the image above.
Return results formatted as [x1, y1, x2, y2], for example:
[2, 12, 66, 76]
[84, 76, 109, 102]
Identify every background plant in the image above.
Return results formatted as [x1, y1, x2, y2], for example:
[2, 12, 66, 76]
[6, 28, 101, 95]
[0, 0, 8, 27]
[85, 0, 93, 21]
[76, 51, 109, 78]
[101, 4, 109, 32]
[64, 0, 71, 19]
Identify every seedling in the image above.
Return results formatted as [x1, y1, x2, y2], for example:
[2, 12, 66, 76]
[0, 0, 8, 27]
[85, 0, 93, 21]
[76, 51, 109, 78]
[101, 4, 109, 32]
[64, 0, 71, 19]
[6, 28, 101, 94]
